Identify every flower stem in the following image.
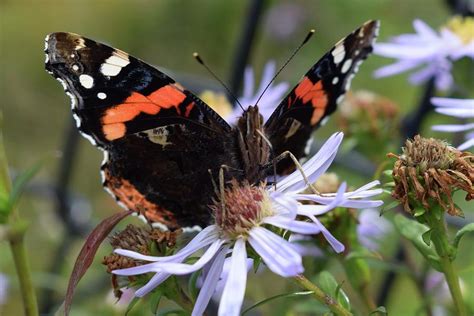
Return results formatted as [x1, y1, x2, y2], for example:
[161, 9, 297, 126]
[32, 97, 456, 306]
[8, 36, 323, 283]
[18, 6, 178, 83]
[8, 223, 39, 316]
[0, 125, 39, 316]
[294, 274, 353, 316]
[426, 214, 467, 316]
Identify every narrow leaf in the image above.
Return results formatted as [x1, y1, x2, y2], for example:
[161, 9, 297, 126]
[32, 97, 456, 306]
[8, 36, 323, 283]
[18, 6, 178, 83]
[242, 291, 314, 315]
[150, 289, 163, 314]
[64, 210, 133, 316]
[453, 223, 474, 249]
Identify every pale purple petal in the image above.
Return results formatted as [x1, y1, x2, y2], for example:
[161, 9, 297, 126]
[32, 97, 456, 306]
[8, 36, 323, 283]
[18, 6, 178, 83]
[373, 59, 422, 78]
[154, 240, 226, 275]
[357, 208, 392, 251]
[248, 227, 303, 277]
[242, 66, 255, 101]
[451, 40, 474, 59]
[458, 137, 474, 150]
[413, 19, 438, 39]
[192, 245, 229, 316]
[435, 108, 474, 118]
[307, 214, 345, 253]
[432, 123, 474, 132]
[218, 238, 248, 316]
[114, 225, 219, 263]
[409, 64, 437, 85]
[275, 132, 343, 194]
[135, 273, 171, 297]
[263, 216, 322, 234]
[431, 97, 474, 108]
[374, 43, 438, 59]
[269, 191, 298, 218]
[296, 182, 348, 216]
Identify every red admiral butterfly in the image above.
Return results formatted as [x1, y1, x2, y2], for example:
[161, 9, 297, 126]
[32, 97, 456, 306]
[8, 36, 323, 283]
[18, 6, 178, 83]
[45, 20, 379, 230]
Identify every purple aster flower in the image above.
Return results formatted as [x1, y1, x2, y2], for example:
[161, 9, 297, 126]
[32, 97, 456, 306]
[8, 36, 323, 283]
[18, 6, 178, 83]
[226, 60, 289, 124]
[373, 18, 474, 90]
[431, 97, 474, 150]
[112, 133, 383, 316]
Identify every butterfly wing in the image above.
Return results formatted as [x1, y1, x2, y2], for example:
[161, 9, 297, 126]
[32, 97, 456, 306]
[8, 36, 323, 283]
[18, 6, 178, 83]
[264, 20, 380, 173]
[45, 32, 240, 229]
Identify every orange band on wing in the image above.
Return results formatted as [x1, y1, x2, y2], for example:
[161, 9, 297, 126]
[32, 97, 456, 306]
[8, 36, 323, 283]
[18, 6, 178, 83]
[104, 170, 178, 228]
[101, 85, 187, 140]
[294, 77, 329, 125]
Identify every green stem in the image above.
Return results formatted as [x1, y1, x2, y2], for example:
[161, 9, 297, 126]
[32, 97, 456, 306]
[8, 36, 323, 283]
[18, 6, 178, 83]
[9, 225, 39, 316]
[294, 274, 353, 316]
[426, 214, 467, 316]
[0, 122, 39, 316]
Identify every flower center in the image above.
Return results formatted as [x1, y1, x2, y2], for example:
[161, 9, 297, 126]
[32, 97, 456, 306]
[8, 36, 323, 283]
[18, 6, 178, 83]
[399, 135, 456, 173]
[211, 180, 273, 238]
[445, 16, 474, 44]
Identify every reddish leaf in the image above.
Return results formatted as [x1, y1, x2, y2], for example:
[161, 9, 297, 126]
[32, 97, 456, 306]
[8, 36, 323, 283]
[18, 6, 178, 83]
[64, 210, 133, 315]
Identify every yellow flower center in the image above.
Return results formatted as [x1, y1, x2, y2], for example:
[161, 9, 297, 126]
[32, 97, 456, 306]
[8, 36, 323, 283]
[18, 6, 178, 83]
[199, 90, 233, 118]
[445, 16, 474, 44]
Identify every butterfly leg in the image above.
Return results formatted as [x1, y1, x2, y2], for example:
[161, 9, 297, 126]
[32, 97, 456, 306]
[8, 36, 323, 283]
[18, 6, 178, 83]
[268, 151, 320, 194]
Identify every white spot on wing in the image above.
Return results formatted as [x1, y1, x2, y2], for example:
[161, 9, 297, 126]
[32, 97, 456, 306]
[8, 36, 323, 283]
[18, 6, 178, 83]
[79, 74, 94, 89]
[100, 51, 130, 77]
[341, 59, 352, 74]
[345, 73, 355, 91]
[97, 92, 107, 99]
[72, 64, 79, 71]
[320, 116, 330, 126]
[332, 77, 339, 85]
[332, 43, 345, 64]
[44, 53, 49, 63]
[100, 63, 122, 76]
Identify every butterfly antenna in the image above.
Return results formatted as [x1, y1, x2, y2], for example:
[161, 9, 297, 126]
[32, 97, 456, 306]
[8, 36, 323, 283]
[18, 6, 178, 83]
[193, 52, 245, 112]
[254, 29, 315, 106]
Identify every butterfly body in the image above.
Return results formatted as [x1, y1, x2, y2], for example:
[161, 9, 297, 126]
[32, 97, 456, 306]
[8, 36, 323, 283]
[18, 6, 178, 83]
[45, 21, 379, 229]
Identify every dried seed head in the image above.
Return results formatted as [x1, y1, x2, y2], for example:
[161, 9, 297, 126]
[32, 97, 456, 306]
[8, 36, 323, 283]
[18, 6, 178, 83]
[211, 180, 273, 238]
[102, 225, 181, 273]
[390, 135, 474, 216]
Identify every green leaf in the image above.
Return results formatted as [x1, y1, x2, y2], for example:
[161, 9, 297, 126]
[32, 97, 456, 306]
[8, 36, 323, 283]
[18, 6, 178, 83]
[242, 291, 314, 315]
[187, 270, 201, 301]
[393, 214, 441, 271]
[315, 271, 351, 311]
[382, 170, 393, 177]
[8, 162, 42, 209]
[150, 289, 163, 314]
[156, 308, 187, 316]
[370, 306, 388, 315]
[422, 229, 432, 246]
[125, 296, 140, 316]
[453, 223, 474, 249]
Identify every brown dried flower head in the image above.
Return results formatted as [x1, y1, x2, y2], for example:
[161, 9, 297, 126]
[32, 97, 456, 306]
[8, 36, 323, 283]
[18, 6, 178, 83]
[390, 135, 474, 216]
[102, 224, 181, 273]
[102, 224, 181, 298]
[211, 180, 273, 239]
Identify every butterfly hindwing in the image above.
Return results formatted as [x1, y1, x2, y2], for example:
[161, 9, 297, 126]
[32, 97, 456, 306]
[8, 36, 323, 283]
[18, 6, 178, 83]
[264, 20, 380, 173]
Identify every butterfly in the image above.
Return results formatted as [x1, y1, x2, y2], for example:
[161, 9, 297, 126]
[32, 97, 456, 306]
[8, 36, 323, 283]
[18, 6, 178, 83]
[44, 20, 379, 230]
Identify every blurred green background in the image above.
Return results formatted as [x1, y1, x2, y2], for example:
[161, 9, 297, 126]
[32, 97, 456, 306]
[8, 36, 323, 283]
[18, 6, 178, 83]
[1, 0, 471, 315]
